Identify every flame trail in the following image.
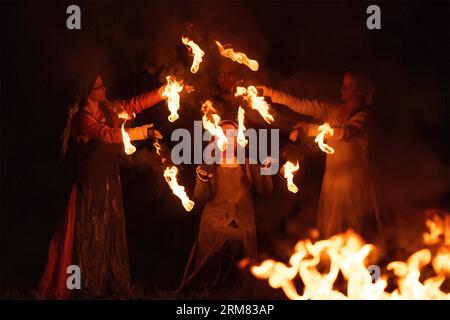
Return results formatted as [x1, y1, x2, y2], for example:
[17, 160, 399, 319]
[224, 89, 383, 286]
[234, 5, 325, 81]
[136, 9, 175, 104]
[163, 166, 194, 212]
[283, 161, 300, 193]
[235, 86, 274, 124]
[237, 106, 248, 147]
[215, 40, 259, 71]
[315, 123, 335, 154]
[182, 36, 205, 74]
[118, 111, 136, 155]
[201, 100, 228, 152]
[162, 76, 184, 122]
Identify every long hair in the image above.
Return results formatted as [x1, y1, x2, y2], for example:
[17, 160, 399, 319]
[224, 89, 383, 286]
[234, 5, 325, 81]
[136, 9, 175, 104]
[60, 75, 97, 158]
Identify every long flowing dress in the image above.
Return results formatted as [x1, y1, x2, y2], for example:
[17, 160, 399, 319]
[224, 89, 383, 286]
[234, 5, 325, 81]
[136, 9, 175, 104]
[270, 90, 382, 239]
[177, 162, 273, 292]
[37, 90, 162, 299]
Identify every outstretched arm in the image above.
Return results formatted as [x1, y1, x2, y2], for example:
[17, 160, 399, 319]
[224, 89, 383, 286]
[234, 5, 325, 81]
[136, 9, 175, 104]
[73, 112, 158, 143]
[331, 110, 368, 141]
[257, 86, 328, 121]
[110, 86, 165, 116]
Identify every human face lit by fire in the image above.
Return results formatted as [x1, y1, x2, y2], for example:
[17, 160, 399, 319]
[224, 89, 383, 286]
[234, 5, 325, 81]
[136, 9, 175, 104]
[89, 75, 107, 102]
[217, 63, 239, 94]
[340, 73, 363, 103]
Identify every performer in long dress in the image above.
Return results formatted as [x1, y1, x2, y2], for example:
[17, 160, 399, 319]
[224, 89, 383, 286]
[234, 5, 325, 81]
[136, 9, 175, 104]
[37, 75, 165, 299]
[177, 121, 273, 294]
[257, 71, 382, 240]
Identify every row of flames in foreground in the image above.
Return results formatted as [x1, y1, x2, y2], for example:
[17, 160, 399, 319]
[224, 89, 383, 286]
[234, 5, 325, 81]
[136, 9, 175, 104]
[245, 213, 450, 299]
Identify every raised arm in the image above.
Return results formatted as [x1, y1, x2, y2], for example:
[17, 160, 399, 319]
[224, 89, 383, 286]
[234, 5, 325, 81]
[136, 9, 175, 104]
[110, 87, 164, 116]
[257, 86, 328, 121]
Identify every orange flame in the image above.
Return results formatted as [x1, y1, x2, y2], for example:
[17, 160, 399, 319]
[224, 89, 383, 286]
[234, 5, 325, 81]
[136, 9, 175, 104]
[283, 161, 300, 193]
[153, 140, 162, 156]
[315, 123, 335, 154]
[118, 111, 136, 155]
[201, 100, 228, 152]
[181, 36, 205, 74]
[235, 86, 274, 124]
[249, 214, 450, 299]
[163, 166, 194, 212]
[423, 214, 450, 246]
[162, 76, 184, 122]
[215, 40, 259, 71]
[237, 106, 248, 147]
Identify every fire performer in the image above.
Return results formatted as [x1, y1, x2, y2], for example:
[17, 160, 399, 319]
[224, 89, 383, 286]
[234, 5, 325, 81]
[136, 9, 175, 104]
[177, 121, 273, 295]
[211, 61, 262, 127]
[257, 71, 382, 240]
[37, 75, 165, 299]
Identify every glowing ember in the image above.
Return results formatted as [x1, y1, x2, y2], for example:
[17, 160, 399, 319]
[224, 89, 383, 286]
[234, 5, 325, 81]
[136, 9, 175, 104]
[237, 106, 248, 147]
[153, 140, 162, 155]
[201, 100, 228, 152]
[248, 214, 450, 300]
[162, 75, 184, 122]
[163, 166, 194, 212]
[283, 161, 300, 194]
[215, 40, 259, 71]
[181, 36, 205, 74]
[315, 123, 335, 154]
[235, 86, 274, 124]
[117, 111, 136, 155]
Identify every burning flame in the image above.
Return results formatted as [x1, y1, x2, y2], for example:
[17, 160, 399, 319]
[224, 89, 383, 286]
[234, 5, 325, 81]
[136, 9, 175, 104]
[118, 111, 136, 155]
[237, 106, 248, 147]
[181, 36, 205, 74]
[215, 40, 259, 71]
[235, 86, 274, 124]
[162, 76, 184, 122]
[153, 140, 162, 155]
[315, 123, 335, 154]
[248, 214, 450, 300]
[283, 161, 300, 194]
[201, 100, 228, 152]
[423, 214, 450, 246]
[163, 166, 194, 212]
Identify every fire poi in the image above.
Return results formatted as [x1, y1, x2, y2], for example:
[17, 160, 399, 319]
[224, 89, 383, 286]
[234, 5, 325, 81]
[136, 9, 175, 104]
[201, 100, 229, 151]
[237, 106, 248, 147]
[153, 140, 162, 156]
[162, 75, 184, 122]
[282, 161, 300, 194]
[315, 122, 335, 154]
[28, 13, 447, 302]
[163, 166, 195, 212]
[118, 111, 137, 155]
[181, 36, 205, 74]
[215, 40, 259, 71]
[235, 85, 275, 124]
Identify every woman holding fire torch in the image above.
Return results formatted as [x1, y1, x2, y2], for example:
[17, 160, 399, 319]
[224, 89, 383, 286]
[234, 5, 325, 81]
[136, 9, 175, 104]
[37, 75, 165, 299]
[257, 71, 383, 241]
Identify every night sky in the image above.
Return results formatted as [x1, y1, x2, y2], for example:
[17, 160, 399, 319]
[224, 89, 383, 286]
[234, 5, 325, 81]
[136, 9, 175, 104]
[1, 1, 449, 296]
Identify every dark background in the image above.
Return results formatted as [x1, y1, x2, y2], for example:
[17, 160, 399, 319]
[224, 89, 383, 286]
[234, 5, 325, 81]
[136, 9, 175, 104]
[1, 0, 449, 296]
